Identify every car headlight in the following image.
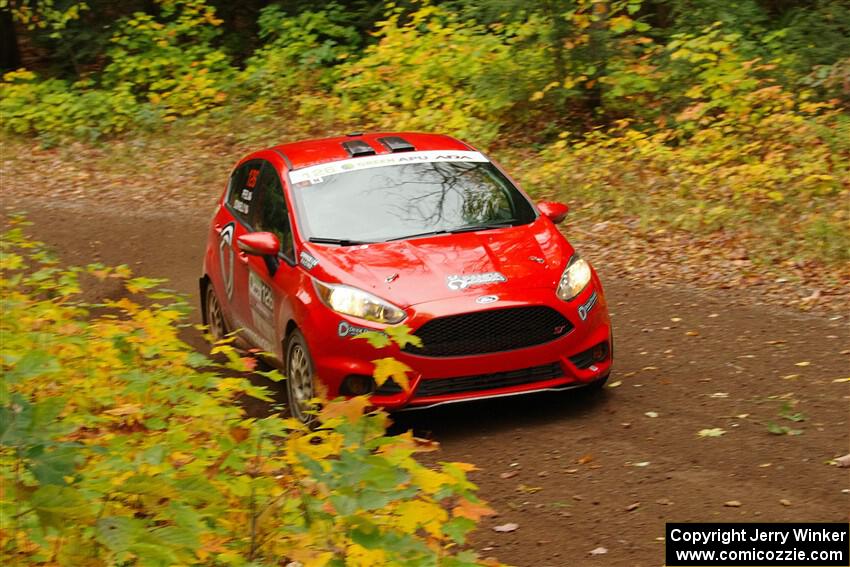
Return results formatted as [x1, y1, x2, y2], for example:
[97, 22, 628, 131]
[556, 254, 592, 301]
[313, 280, 406, 324]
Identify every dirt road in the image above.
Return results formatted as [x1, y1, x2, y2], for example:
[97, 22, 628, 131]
[12, 201, 849, 567]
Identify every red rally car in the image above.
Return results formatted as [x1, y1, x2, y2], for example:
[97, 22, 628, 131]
[201, 132, 612, 422]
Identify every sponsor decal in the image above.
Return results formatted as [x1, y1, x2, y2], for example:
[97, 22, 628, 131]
[289, 150, 489, 184]
[248, 271, 274, 321]
[246, 168, 260, 188]
[218, 222, 235, 299]
[447, 272, 507, 290]
[529, 256, 545, 264]
[299, 251, 319, 270]
[337, 320, 385, 338]
[578, 290, 598, 321]
[475, 295, 499, 304]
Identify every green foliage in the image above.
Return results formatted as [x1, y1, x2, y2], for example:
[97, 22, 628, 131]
[0, 0, 232, 141]
[240, 4, 360, 113]
[102, 0, 232, 118]
[0, 70, 141, 142]
[0, 220, 495, 566]
[321, 3, 530, 144]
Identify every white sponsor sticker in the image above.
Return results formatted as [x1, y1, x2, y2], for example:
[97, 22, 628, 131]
[289, 150, 489, 184]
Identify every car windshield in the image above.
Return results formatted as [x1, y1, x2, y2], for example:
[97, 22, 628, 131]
[290, 159, 537, 243]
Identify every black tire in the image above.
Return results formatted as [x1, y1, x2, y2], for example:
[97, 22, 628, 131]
[285, 330, 317, 424]
[205, 284, 227, 341]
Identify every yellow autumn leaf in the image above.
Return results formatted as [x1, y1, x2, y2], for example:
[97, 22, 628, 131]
[409, 466, 451, 495]
[319, 396, 371, 422]
[395, 500, 447, 537]
[372, 357, 412, 391]
[344, 544, 386, 567]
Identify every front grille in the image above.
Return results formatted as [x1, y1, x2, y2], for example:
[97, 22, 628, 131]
[375, 378, 403, 395]
[414, 362, 563, 398]
[404, 306, 572, 357]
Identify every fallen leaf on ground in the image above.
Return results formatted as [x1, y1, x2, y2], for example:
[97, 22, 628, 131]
[795, 361, 811, 367]
[780, 499, 791, 506]
[710, 392, 729, 398]
[724, 500, 742, 507]
[493, 523, 519, 533]
[833, 377, 850, 383]
[698, 428, 727, 437]
[686, 330, 700, 336]
[632, 461, 650, 467]
[671, 317, 682, 322]
[625, 502, 640, 511]
[656, 498, 673, 505]
[645, 411, 659, 418]
[500, 471, 518, 479]
[589, 547, 608, 555]
[836, 454, 850, 468]
[578, 454, 594, 465]
[607, 380, 622, 388]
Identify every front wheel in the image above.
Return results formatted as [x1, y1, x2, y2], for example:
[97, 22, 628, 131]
[285, 330, 317, 424]
[205, 284, 227, 341]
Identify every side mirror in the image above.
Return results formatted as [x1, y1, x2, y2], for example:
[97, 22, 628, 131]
[537, 201, 569, 224]
[237, 232, 280, 256]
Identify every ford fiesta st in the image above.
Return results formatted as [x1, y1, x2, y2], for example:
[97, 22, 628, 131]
[201, 132, 612, 422]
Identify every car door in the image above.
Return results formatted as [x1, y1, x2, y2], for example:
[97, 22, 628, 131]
[221, 159, 264, 338]
[244, 161, 298, 355]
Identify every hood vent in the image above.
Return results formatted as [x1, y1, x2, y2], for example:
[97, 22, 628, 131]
[341, 140, 376, 157]
[378, 136, 415, 152]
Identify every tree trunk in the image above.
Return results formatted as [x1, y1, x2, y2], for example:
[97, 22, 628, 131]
[1, 8, 22, 71]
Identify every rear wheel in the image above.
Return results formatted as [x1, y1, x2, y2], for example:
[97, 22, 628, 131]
[286, 330, 317, 424]
[205, 285, 227, 341]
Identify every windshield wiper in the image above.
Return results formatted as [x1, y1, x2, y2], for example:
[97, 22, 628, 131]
[308, 237, 373, 246]
[449, 220, 518, 233]
[384, 229, 452, 242]
[384, 221, 520, 242]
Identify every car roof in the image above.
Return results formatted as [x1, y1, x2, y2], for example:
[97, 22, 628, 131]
[270, 132, 473, 170]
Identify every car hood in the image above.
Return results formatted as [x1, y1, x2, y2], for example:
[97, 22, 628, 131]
[302, 219, 574, 307]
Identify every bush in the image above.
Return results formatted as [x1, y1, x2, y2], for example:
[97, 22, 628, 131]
[526, 74, 850, 264]
[0, 218, 496, 566]
[323, 4, 529, 145]
[0, 70, 144, 142]
[241, 3, 360, 104]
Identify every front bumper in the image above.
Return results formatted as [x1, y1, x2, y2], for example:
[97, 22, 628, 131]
[299, 277, 612, 410]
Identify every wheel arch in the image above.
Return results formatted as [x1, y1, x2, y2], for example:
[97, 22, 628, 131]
[199, 275, 211, 326]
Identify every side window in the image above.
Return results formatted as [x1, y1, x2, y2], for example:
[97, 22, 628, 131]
[226, 160, 263, 225]
[253, 163, 295, 261]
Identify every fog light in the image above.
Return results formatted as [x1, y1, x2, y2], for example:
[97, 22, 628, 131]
[340, 375, 375, 396]
[591, 341, 609, 362]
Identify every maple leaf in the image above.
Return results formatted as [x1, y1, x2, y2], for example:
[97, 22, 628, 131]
[319, 396, 371, 422]
[372, 357, 412, 391]
[453, 498, 495, 521]
[355, 330, 391, 348]
[385, 325, 423, 349]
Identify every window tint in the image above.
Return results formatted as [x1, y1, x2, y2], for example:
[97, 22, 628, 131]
[253, 163, 295, 260]
[226, 160, 263, 224]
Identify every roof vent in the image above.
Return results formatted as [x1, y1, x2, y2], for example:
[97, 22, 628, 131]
[341, 140, 376, 157]
[378, 136, 415, 152]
